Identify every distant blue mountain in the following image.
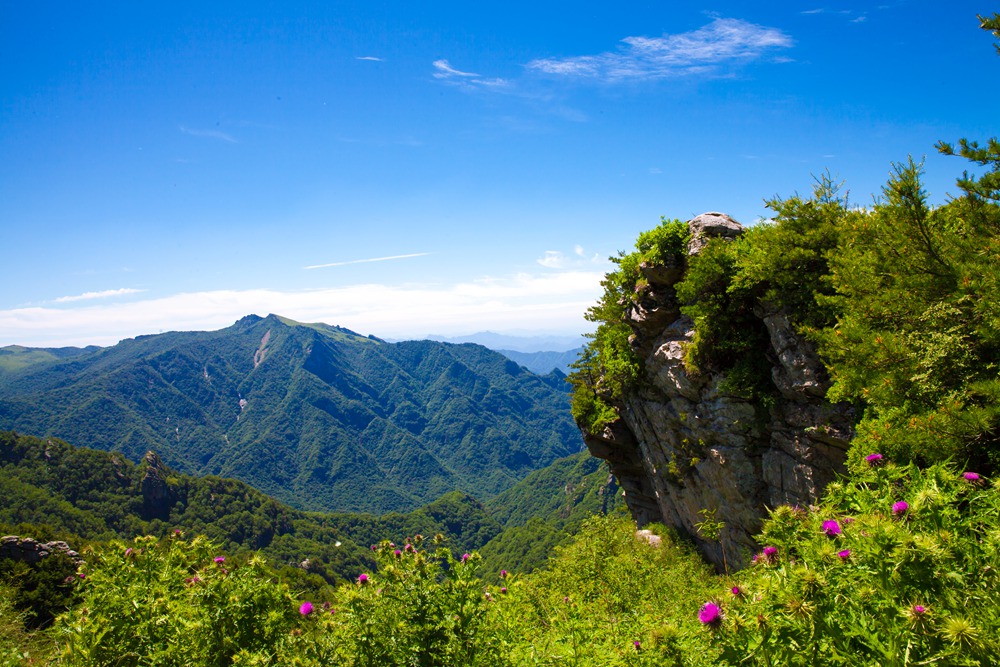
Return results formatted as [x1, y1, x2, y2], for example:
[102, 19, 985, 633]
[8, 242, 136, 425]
[420, 332, 585, 354]
[496, 348, 584, 376]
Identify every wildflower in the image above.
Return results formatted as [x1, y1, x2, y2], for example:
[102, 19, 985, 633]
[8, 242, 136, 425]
[822, 520, 842, 537]
[633, 640, 641, 651]
[500, 569, 508, 579]
[563, 596, 570, 604]
[484, 592, 493, 601]
[358, 573, 369, 584]
[461, 553, 471, 563]
[214, 556, 225, 563]
[78, 572, 86, 579]
[698, 602, 723, 628]
[761, 545, 779, 563]
[125, 547, 134, 558]
[892, 501, 909, 516]
[371, 544, 378, 551]
[865, 453, 884, 465]
[731, 586, 742, 597]
[963, 472, 982, 482]
[394, 549, 402, 558]
[913, 604, 926, 615]
[405, 544, 415, 553]
[500, 587, 508, 594]
[299, 601, 313, 616]
[838, 549, 851, 561]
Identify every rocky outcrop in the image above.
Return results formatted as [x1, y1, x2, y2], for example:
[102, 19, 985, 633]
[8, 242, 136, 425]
[584, 213, 853, 570]
[0, 535, 83, 566]
[140, 450, 176, 521]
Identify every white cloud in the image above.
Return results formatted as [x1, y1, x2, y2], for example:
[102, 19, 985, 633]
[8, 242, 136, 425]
[0, 271, 606, 347]
[537, 251, 568, 268]
[574, 245, 586, 257]
[433, 59, 479, 78]
[356, 56, 384, 62]
[432, 60, 510, 90]
[303, 252, 431, 270]
[54, 288, 145, 303]
[527, 17, 793, 82]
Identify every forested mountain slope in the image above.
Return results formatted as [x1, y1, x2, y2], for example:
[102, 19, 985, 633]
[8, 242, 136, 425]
[0, 314, 581, 513]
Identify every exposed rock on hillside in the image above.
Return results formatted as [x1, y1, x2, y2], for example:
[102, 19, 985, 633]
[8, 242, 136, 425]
[0, 535, 83, 566]
[583, 213, 853, 570]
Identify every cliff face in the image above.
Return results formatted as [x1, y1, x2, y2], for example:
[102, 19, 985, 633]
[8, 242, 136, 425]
[583, 213, 854, 570]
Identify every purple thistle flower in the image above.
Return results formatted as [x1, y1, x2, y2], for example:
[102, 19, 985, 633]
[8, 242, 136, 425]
[500, 587, 507, 594]
[822, 520, 842, 537]
[633, 640, 641, 651]
[214, 556, 225, 563]
[963, 472, 981, 482]
[731, 586, 742, 597]
[299, 601, 313, 616]
[698, 602, 723, 627]
[500, 569, 507, 579]
[761, 545, 779, 563]
[461, 553, 471, 563]
[892, 501, 909, 516]
[394, 549, 402, 558]
[124, 547, 133, 558]
[358, 573, 369, 584]
[838, 549, 851, 561]
[78, 572, 86, 579]
[865, 453, 884, 465]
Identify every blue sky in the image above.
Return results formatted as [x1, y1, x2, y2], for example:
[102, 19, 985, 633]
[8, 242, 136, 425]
[1, 1, 997, 347]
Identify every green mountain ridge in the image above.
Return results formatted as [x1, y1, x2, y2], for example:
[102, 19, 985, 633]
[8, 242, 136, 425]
[0, 314, 582, 514]
[0, 430, 617, 586]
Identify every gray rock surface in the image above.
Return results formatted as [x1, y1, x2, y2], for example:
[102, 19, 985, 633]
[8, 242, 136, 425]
[583, 213, 853, 570]
[0, 535, 83, 566]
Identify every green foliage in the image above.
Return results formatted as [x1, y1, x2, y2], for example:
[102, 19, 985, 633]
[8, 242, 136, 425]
[480, 452, 625, 577]
[815, 159, 1000, 469]
[714, 462, 1000, 666]
[675, 176, 847, 408]
[495, 515, 718, 666]
[59, 535, 299, 666]
[570, 218, 689, 434]
[0, 551, 80, 630]
[292, 537, 501, 667]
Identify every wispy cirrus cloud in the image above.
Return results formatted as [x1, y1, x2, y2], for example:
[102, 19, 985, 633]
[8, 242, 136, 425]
[54, 288, 144, 303]
[179, 125, 238, 143]
[432, 59, 510, 89]
[356, 56, 384, 62]
[527, 17, 793, 82]
[303, 252, 431, 270]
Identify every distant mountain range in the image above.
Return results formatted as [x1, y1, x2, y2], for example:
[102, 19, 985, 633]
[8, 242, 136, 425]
[0, 314, 583, 514]
[421, 332, 585, 354]
[496, 348, 583, 375]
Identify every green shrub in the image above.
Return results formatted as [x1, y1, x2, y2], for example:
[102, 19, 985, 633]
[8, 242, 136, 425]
[58, 535, 299, 666]
[711, 461, 1000, 665]
[570, 218, 689, 434]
